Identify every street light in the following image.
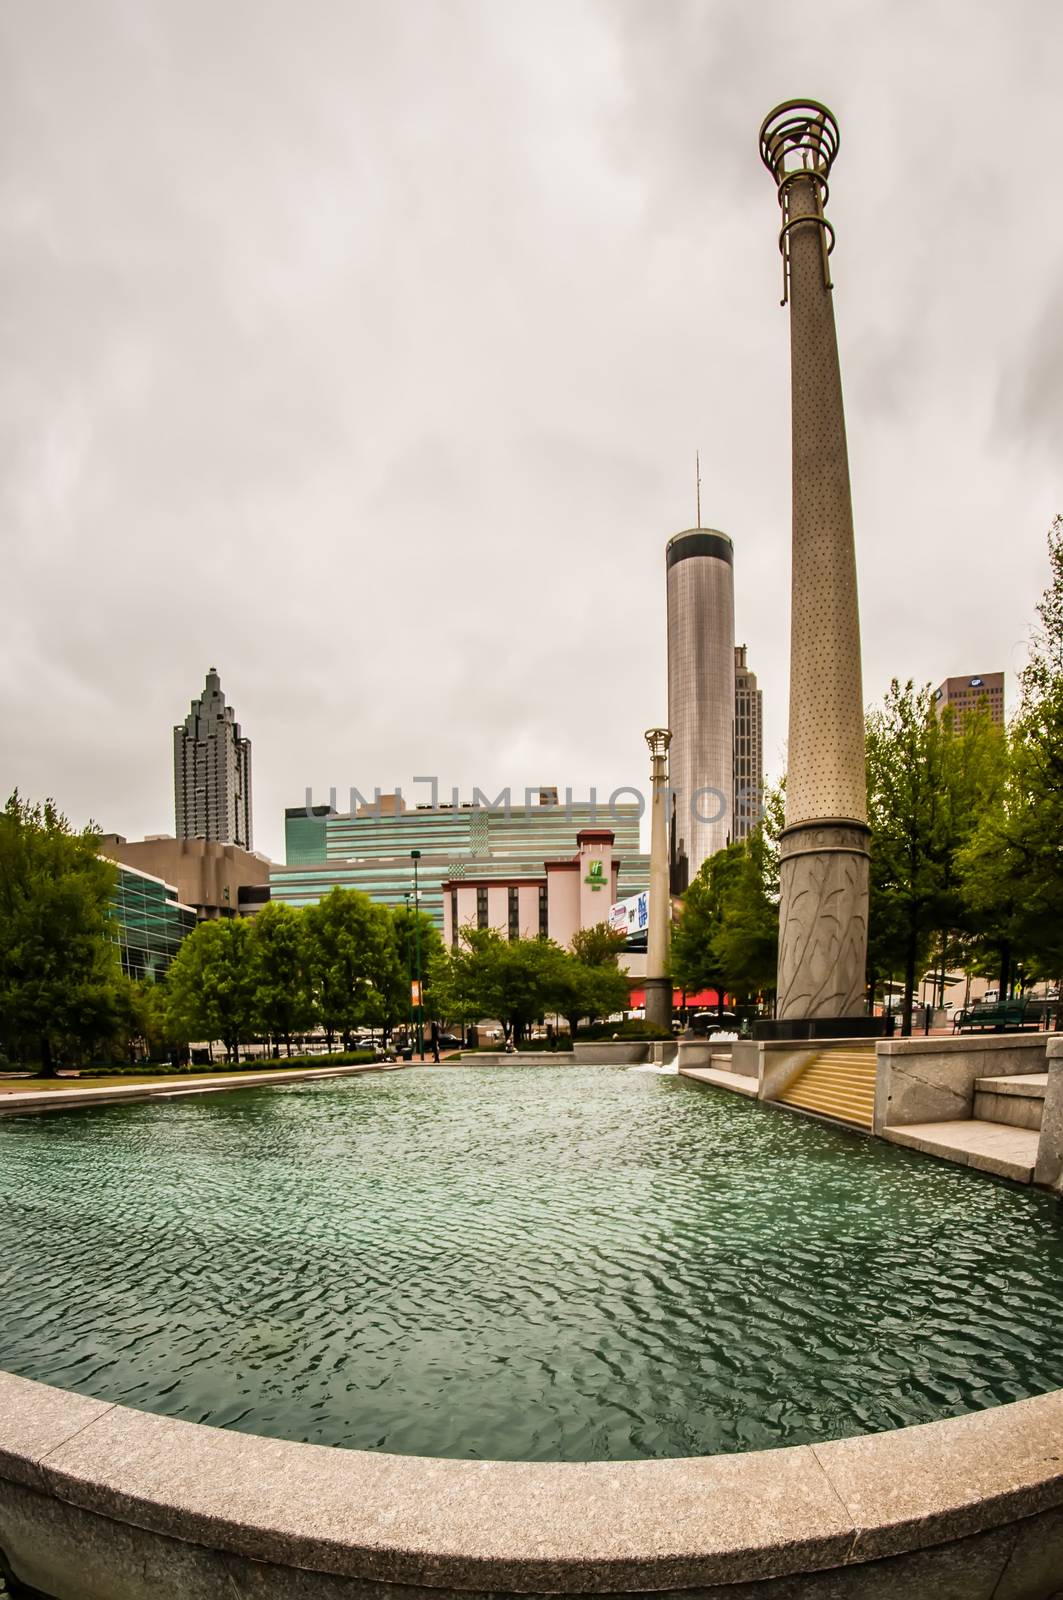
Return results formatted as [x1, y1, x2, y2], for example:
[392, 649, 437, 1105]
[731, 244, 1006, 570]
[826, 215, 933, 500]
[411, 850, 424, 1060]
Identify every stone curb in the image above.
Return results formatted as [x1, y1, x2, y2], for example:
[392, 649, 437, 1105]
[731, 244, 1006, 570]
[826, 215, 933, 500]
[0, 1062, 399, 1117]
[1, 1372, 1062, 1592]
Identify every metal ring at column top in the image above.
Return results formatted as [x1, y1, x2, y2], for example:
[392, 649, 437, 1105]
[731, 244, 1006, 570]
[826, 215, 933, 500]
[759, 100, 840, 188]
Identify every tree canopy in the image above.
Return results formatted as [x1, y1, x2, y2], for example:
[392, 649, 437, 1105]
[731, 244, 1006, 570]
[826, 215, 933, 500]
[0, 792, 122, 1072]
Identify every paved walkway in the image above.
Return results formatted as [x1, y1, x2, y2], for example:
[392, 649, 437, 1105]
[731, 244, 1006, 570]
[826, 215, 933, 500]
[0, 1061, 402, 1116]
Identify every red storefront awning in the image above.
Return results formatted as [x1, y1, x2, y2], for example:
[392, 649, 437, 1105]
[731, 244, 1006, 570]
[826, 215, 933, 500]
[627, 988, 726, 1009]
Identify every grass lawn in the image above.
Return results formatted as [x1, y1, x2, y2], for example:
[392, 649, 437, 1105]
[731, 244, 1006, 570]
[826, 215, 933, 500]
[0, 1060, 371, 1094]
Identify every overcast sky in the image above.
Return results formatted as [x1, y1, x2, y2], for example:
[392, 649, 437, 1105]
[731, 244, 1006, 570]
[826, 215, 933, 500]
[2, 0, 1060, 863]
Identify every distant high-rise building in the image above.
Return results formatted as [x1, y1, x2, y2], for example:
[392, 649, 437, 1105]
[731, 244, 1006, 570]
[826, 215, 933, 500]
[733, 644, 764, 841]
[666, 528, 735, 890]
[934, 673, 1004, 731]
[174, 668, 253, 848]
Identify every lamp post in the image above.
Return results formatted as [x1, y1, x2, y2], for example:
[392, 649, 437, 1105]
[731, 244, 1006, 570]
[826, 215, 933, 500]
[411, 850, 424, 1060]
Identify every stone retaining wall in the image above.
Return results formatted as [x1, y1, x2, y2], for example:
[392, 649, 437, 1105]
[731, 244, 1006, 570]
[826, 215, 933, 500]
[571, 1041, 649, 1065]
[1, 1372, 1062, 1597]
[873, 1033, 1052, 1133]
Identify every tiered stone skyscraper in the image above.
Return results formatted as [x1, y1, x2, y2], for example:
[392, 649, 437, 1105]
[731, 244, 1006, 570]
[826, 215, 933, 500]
[759, 101, 869, 1024]
[174, 667, 253, 849]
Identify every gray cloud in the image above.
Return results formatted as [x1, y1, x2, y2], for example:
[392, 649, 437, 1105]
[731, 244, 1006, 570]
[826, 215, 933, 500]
[1, 0, 1060, 860]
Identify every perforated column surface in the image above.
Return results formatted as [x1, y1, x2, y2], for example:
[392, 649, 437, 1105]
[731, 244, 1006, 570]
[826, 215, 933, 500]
[777, 170, 869, 1019]
[647, 766, 670, 981]
[785, 174, 866, 828]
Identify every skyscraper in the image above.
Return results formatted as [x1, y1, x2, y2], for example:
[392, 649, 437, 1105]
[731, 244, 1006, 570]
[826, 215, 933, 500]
[174, 668, 253, 849]
[733, 644, 764, 842]
[666, 528, 735, 889]
[934, 673, 1004, 731]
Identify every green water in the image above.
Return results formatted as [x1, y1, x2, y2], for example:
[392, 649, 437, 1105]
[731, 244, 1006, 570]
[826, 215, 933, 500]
[1, 1065, 1062, 1461]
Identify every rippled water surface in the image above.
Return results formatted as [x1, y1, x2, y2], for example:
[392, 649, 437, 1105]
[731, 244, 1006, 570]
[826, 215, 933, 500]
[2, 1065, 1063, 1460]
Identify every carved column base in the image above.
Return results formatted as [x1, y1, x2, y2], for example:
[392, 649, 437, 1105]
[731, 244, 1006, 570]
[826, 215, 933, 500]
[775, 819, 870, 1021]
[643, 976, 673, 1032]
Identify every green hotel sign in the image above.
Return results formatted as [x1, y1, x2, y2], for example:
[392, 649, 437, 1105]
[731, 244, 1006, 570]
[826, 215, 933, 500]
[585, 859, 606, 891]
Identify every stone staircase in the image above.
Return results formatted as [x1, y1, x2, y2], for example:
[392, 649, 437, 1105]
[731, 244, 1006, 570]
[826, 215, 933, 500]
[884, 1073, 1048, 1184]
[773, 1047, 877, 1130]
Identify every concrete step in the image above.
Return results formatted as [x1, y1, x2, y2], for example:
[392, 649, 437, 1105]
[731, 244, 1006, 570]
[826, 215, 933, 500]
[680, 1066, 759, 1098]
[972, 1073, 1047, 1132]
[884, 1119, 1040, 1184]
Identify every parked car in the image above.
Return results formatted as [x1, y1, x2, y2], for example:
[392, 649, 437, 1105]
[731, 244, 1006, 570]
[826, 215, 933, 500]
[436, 1032, 463, 1051]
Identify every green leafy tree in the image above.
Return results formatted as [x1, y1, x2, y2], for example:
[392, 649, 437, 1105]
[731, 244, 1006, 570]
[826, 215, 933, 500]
[303, 888, 401, 1049]
[165, 917, 254, 1062]
[0, 792, 122, 1074]
[570, 923, 627, 968]
[427, 944, 476, 1038]
[386, 904, 444, 1038]
[864, 681, 1001, 1033]
[960, 515, 1063, 1014]
[671, 845, 747, 1011]
[126, 977, 184, 1065]
[712, 819, 780, 1006]
[560, 922, 631, 1038]
[446, 929, 570, 1042]
[554, 956, 631, 1040]
[247, 903, 314, 1056]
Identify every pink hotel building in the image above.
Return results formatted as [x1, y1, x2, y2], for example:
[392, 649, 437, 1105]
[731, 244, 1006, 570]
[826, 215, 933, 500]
[442, 829, 622, 950]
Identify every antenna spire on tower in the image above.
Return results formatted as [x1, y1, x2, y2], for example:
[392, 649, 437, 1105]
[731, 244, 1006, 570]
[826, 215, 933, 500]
[696, 451, 701, 529]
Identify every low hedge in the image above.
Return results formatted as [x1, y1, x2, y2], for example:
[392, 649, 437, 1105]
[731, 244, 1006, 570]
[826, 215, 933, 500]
[577, 1019, 673, 1042]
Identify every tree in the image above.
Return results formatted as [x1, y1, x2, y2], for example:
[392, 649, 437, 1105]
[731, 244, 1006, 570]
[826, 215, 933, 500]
[960, 515, 1063, 1015]
[247, 903, 313, 1056]
[864, 681, 1002, 1034]
[386, 904, 444, 1037]
[559, 922, 631, 1038]
[570, 923, 627, 968]
[303, 888, 401, 1049]
[166, 917, 255, 1062]
[125, 977, 184, 1065]
[444, 929, 571, 1042]
[0, 792, 122, 1073]
[712, 819, 780, 1005]
[670, 845, 747, 1010]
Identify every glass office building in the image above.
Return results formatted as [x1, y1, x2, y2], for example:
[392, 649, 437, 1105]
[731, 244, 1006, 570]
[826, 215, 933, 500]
[108, 863, 198, 982]
[272, 797, 649, 931]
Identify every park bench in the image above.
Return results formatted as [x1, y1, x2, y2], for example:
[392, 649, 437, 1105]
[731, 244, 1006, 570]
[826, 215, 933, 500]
[952, 1001, 1036, 1033]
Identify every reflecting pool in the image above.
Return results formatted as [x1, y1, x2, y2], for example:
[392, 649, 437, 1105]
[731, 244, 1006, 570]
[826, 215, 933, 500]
[2, 1065, 1062, 1461]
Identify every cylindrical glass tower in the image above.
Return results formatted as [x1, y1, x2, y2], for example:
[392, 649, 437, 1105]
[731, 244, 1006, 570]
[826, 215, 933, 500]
[666, 529, 735, 888]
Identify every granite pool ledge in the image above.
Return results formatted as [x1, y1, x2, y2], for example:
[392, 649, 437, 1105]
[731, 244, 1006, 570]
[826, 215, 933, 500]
[0, 1061, 403, 1117]
[2, 1371, 1063, 1598]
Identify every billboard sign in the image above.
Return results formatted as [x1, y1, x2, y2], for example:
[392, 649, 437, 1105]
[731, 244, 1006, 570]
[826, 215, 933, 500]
[609, 891, 649, 938]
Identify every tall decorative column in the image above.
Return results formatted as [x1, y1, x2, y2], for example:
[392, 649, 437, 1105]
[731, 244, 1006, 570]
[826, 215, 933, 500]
[643, 728, 673, 1031]
[758, 101, 871, 1033]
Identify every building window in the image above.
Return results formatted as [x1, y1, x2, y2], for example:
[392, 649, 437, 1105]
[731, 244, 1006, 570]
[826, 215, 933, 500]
[450, 888, 458, 949]
[538, 885, 549, 938]
[508, 887, 519, 941]
[477, 887, 489, 929]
